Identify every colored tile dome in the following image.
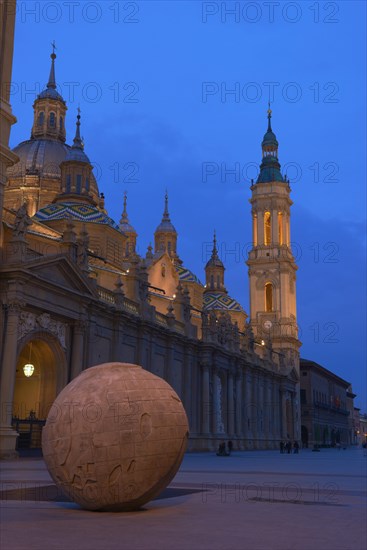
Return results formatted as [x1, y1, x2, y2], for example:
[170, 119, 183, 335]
[203, 292, 244, 312]
[176, 265, 203, 285]
[33, 202, 121, 231]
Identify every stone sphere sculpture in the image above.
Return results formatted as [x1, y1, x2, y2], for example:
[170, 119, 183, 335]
[42, 362, 189, 511]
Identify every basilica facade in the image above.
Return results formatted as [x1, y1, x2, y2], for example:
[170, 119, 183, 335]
[0, 10, 301, 457]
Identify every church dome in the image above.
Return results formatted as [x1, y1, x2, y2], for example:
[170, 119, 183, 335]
[8, 139, 99, 197]
[65, 145, 90, 164]
[37, 87, 65, 102]
[262, 129, 278, 147]
[33, 202, 121, 231]
[205, 255, 224, 269]
[155, 192, 177, 234]
[155, 218, 177, 233]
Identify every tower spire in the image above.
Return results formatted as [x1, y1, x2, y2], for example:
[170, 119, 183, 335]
[163, 190, 170, 221]
[72, 107, 83, 149]
[47, 41, 57, 90]
[119, 191, 137, 255]
[212, 230, 219, 259]
[120, 191, 129, 224]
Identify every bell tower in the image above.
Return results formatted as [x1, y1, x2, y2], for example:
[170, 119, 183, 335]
[247, 107, 301, 373]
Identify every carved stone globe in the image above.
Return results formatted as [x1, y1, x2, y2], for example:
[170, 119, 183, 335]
[42, 363, 189, 511]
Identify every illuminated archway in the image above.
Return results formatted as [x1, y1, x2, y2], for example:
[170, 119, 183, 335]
[13, 335, 66, 422]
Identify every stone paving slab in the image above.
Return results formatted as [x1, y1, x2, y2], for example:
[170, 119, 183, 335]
[1, 448, 366, 550]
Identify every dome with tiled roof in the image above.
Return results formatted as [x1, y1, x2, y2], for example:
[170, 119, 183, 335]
[33, 202, 121, 231]
[203, 292, 244, 312]
[176, 265, 203, 285]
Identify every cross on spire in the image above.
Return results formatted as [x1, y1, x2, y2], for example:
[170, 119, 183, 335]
[47, 42, 57, 89]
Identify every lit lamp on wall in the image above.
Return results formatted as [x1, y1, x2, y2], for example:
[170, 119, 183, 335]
[23, 343, 35, 377]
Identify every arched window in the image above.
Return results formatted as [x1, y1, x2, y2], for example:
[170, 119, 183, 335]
[85, 178, 90, 192]
[265, 282, 273, 312]
[264, 211, 271, 245]
[66, 175, 71, 193]
[49, 112, 56, 128]
[167, 241, 171, 254]
[278, 212, 283, 244]
[210, 274, 214, 288]
[60, 116, 63, 130]
[76, 175, 82, 194]
[161, 264, 166, 277]
[38, 112, 44, 126]
[217, 275, 221, 288]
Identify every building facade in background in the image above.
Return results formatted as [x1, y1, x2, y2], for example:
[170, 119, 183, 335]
[300, 359, 356, 448]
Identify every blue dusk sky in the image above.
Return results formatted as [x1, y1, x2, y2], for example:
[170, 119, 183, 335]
[9, 1, 366, 410]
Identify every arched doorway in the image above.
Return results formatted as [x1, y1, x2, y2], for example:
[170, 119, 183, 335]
[301, 425, 308, 448]
[12, 336, 66, 449]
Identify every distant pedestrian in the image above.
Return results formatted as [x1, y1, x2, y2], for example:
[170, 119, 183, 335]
[293, 441, 299, 454]
[227, 440, 233, 455]
[280, 441, 284, 454]
[216, 442, 228, 456]
[286, 441, 291, 454]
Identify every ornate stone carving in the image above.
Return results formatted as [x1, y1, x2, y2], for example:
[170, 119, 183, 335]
[18, 311, 66, 348]
[12, 203, 32, 240]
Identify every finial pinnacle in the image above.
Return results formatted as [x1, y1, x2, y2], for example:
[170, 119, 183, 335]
[51, 40, 56, 58]
[123, 191, 128, 218]
[163, 191, 170, 220]
[212, 230, 218, 258]
[267, 102, 272, 132]
[73, 109, 83, 148]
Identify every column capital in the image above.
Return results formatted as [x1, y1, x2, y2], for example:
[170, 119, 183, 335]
[6, 299, 25, 314]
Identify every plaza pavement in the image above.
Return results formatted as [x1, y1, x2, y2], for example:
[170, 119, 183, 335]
[1, 447, 366, 550]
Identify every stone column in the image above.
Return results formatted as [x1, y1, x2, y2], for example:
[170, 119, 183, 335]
[291, 392, 300, 440]
[183, 348, 192, 430]
[244, 369, 251, 443]
[235, 370, 243, 436]
[272, 209, 279, 245]
[212, 368, 220, 434]
[281, 389, 288, 439]
[70, 322, 85, 380]
[201, 364, 210, 434]
[270, 379, 277, 446]
[282, 214, 287, 246]
[0, 300, 22, 458]
[257, 211, 265, 246]
[165, 340, 175, 388]
[273, 381, 280, 442]
[227, 370, 235, 435]
[251, 374, 258, 445]
[258, 375, 264, 447]
[263, 377, 269, 446]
